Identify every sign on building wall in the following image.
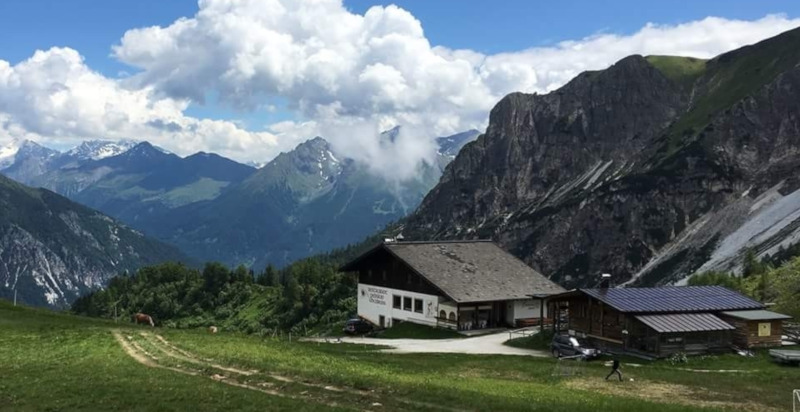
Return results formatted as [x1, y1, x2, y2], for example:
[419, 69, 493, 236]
[361, 286, 388, 306]
[758, 322, 771, 337]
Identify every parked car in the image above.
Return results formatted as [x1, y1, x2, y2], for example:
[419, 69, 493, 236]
[343, 318, 374, 335]
[550, 334, 600, 360]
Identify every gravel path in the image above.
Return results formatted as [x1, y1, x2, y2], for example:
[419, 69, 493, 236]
[308, 330, 549, 357]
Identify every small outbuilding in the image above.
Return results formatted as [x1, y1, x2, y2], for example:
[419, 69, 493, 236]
[549, 286, 791, 358]
[718, 310, 792, 348]
[340, 240, 565, 331]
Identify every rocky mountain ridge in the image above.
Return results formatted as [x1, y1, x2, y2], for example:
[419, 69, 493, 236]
[403, 27, 800, 287]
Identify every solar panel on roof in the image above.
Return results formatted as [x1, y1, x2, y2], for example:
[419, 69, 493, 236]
[581, 286, 763, 313]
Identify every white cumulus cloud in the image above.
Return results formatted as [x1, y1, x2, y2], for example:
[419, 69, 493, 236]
[0, 47, 283, 161]
[110, 2, 800, 177]
[2, 0, 800, 179]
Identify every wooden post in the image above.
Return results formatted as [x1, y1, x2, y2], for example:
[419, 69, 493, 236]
[587, 298, 592, 334]
[456, 302, 460, 330]
[553, 301, 559, 333]
[13, 289, 17, 306]
[539, 298, 544, 330]
[599, 302, 604, 337]
[624, 315, 630, 350]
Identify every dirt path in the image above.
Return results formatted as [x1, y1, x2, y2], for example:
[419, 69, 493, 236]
[112, 330, 356, 409]
[306, 330, 548, 357]
[566, 377, 780, 412]
[112, 329, 465, 412]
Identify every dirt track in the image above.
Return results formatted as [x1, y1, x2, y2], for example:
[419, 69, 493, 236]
[306, 330, 548, 357]
[111, 330, 464, 412]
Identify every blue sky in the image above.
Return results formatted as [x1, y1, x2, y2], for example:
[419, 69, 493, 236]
[1, 0, 799, 168]
[2, 0, 798, 71]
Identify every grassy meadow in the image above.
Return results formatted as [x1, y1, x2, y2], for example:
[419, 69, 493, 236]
[1, 300, 797, 412]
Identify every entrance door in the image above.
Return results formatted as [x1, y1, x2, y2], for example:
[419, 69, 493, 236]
[379, 315, 386, 328]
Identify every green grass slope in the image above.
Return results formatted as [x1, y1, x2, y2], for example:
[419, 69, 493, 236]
[664, 27, 800, 151]
[645, 55, 707, 90]
[0, 301, 317, 411]
[3, 300, 798, 411]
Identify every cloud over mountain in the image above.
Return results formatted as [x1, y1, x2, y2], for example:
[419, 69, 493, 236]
[0, 48, 280, 162]
[2, 0, 800, 180]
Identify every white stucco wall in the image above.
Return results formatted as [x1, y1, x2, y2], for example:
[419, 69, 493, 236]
[358, 285, 552, 329]
[506, 299, 549, 326]
[357, 283, 441, 328]
[513, 299, 548, 319]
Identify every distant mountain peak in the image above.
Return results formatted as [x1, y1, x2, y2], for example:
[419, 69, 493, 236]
[66, 139, 139, 160]
[114, 141, 174, 160]
[436, 129, 480, 158]
[0, 139, 26, 169]
[0, 139, 60, 170]
[246, 160, 266, 169]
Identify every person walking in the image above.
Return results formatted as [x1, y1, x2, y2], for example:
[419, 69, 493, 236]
[605, 358, 623, 381]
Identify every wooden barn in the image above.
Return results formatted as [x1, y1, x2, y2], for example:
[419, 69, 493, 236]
[549, 286, 790, 358]
[340, 240, 565, 331]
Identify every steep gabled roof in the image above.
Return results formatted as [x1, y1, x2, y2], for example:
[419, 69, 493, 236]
[562, 286, 764, 313]
[341, 240, 565, 303]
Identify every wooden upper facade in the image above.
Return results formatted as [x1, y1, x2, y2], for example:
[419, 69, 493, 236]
[351, 246, 443, 297]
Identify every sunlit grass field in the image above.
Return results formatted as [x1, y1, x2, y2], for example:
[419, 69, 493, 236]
[1, 300, 796, 411]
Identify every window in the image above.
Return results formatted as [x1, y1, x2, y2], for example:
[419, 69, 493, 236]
[403, 296, 412, 311]
[449, 312, 456, 321]
[758, 322, 771, 337]
[392, 295, 401, 309]
[414, 298, 423, 313]
[439, 310, 446, 319]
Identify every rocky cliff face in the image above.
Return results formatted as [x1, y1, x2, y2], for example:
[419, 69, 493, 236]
[0, 175, 190, 307]
[404, 27, 800, 287]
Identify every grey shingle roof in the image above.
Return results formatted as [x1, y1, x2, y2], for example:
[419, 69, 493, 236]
[635, 313, 735, 333]
[720, 310, 792, 321]
[382, 241, 565, 303]
[579, 286, 764, 313]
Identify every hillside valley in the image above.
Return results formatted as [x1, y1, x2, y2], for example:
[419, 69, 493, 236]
[0, 129, 479, 271]
[0, 174, 190, 307]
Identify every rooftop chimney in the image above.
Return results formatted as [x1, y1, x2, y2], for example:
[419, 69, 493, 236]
[599, 273, 612, 289]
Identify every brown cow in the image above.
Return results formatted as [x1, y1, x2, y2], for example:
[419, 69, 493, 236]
[132, 313, 155, 327]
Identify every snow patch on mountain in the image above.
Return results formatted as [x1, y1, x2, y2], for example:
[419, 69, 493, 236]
[66, 139, 140, 160]
[0, 139, 24, 169]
